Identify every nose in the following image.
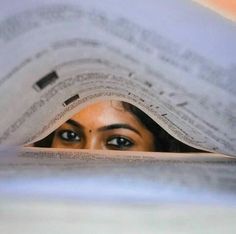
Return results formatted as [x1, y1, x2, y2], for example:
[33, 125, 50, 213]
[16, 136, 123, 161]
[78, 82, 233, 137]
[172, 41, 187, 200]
[84, 135, 102, 150]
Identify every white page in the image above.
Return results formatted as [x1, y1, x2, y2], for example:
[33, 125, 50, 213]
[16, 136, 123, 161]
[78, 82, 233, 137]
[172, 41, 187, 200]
[0, 0, 235, 155]
[1, 147, 236, 234]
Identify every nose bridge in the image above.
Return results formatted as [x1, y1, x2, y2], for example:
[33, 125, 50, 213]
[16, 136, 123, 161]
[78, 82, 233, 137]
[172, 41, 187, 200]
[84, 134, 101, 150]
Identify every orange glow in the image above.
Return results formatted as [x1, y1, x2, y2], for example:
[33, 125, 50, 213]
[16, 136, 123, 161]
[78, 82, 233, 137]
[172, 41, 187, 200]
[193, 0, 236, 21]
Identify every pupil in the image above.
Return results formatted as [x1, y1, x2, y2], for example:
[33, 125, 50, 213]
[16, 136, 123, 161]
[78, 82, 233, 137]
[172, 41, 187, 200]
[69, 131, 76, 139]
[118, 137, 127, 145]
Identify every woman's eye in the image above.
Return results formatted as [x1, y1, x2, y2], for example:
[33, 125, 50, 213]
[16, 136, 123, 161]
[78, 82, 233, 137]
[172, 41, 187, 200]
[59, 130, 81, 142]
[106, 136, 134, 150]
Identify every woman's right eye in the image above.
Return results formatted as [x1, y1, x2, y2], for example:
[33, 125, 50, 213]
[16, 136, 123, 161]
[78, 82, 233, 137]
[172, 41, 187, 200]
[58, 130, 81, 142]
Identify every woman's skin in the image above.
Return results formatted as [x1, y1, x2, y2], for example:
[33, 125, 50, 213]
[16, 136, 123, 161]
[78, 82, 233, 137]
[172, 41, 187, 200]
[51, 100, 156, 151]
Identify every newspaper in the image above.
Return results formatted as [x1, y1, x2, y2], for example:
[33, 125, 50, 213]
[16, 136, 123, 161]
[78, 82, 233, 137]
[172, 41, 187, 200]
[1, 2, 236, 233]
[0, 147, 236, 234]
[0, 0, 235, 156]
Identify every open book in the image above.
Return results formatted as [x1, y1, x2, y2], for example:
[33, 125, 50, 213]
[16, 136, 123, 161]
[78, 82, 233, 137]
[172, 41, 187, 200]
[0, 0, 235, 158]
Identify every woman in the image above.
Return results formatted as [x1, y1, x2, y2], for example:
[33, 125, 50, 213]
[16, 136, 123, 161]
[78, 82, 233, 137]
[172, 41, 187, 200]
[34, 100, 202, 152]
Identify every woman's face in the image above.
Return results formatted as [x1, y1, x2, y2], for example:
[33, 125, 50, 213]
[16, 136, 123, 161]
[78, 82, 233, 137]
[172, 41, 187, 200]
[51, 101, 156, 151]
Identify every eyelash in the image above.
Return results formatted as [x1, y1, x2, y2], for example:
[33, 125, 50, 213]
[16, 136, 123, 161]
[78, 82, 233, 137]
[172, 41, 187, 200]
[57, 130, 135, 150]
[106, 136, 134, 150]
[58, 130, 81, 142]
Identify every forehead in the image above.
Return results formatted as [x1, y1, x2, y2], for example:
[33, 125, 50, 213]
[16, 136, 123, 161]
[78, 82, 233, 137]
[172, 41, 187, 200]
[77, 100, 125, 114]
[71, 100, 141, 128]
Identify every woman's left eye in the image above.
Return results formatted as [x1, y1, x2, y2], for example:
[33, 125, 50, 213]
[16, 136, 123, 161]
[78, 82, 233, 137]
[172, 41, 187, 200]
[106, 136, 134, 150]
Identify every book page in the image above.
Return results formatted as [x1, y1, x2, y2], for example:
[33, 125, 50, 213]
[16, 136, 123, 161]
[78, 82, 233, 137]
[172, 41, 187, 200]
[0, 0, 235, 155]
[1, 147, 236, 234]
[1, 147, 236, 199]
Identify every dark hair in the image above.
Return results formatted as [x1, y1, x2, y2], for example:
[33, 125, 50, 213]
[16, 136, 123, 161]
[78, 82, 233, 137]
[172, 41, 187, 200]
[121, 102, 203, 152]
[34, 101, 203, 152]
[34, 131, 55, 147]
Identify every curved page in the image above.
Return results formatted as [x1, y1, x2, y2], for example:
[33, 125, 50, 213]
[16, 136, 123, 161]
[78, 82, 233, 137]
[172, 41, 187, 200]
[0, 0, 235, 155]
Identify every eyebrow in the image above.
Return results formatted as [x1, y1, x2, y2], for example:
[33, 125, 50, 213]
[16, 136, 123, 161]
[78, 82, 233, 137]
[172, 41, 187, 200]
[66, 120, 141, 136]
[98, 124, 141, 136]
[66, 119, 84, 129]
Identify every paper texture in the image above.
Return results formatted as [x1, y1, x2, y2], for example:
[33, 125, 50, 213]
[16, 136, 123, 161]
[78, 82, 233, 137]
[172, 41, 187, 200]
[0, 0, 235, 156]
[1, 2, 236, 233]
[1, 147, 236, 234]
